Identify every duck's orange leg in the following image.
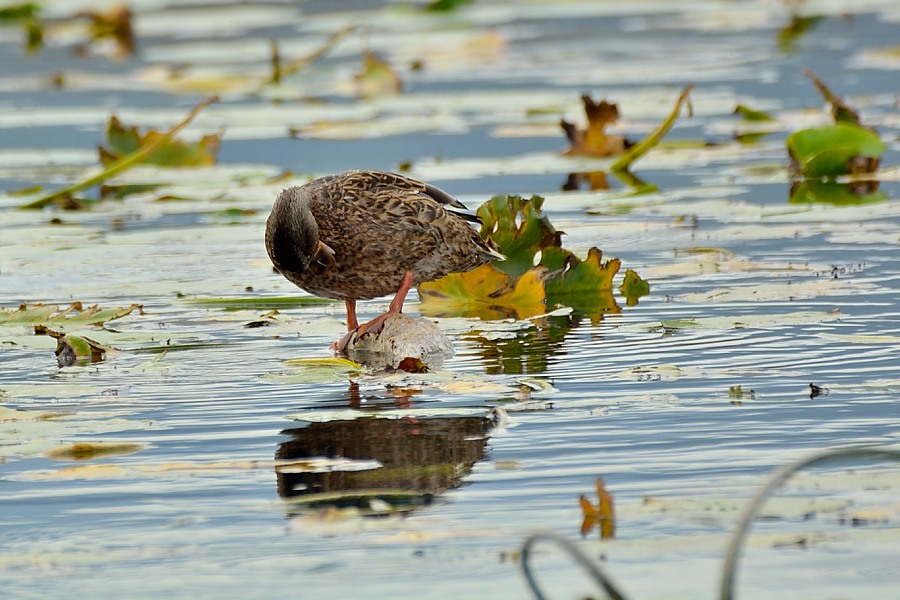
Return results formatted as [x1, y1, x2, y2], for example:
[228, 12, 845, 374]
[344, 298, 359, 331]
[332, 271, 414, 353]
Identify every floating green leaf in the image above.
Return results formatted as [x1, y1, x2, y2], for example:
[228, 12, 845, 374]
[618, 268, 651, 306]
[0, 3, 43, 53]
[183, 296, 336, 311]
[0, 2, 39, 20]
[733, 104, 774, 122]
[476, 194, 556, 279]
[545, 248, 619, 299]
[284, 357, 362, 369]
[787, 123, 886, 178]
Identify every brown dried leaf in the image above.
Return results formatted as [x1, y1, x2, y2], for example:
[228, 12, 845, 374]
[561, 95, 630, 156]
[75, 3, 134, 60]
[580, 476, 616, 539]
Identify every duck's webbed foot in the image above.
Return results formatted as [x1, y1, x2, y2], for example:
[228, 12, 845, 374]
[331, 271, 415, 354]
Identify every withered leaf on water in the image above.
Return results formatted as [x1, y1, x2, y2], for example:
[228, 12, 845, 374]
[74, 3, 135, 60]
[99, 115, 221, 167]
[354, 51, 403, 97]
[561, 95, 631, 157]
[418, 264, 547, 320]
[580, 477, 615, 539]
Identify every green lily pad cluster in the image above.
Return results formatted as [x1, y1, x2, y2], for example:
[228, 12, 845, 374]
[418, 194, 649, 321]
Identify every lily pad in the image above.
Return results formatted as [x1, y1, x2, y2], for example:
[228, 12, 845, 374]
[787, 123, 886, 178]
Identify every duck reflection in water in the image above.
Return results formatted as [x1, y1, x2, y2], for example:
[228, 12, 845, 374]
[276, 383, 495, 517]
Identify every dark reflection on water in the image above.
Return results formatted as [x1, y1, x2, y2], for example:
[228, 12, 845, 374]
[789, 178, 886, 205]
[562, 171, 610, 191]
[275, 383, 494, 515]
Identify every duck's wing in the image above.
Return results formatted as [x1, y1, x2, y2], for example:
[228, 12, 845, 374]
[342, 169, 482, 224]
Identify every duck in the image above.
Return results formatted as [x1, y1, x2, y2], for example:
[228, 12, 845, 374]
[265, 169, 504, 350]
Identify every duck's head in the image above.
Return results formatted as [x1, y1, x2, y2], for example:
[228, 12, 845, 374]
[265, 186, 321, 272]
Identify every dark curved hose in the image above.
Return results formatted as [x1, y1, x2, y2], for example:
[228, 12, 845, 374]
[521, 531, 628, 600]
[719, 445, 900, 600]
[520, 445, 899, 600]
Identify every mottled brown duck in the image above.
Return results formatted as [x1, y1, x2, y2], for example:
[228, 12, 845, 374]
[265, 169, 504, 350]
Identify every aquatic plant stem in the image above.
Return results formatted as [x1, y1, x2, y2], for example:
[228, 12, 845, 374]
[20, 95, 219, 210]
[611, 84, 694, 173]
[270, 25, 358, 84]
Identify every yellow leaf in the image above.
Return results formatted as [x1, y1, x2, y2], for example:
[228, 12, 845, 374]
[418, 264, 546, 320]
[284, 357, 362, 369]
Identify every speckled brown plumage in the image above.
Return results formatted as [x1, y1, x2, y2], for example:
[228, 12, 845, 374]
[265, 169, 503, 329]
